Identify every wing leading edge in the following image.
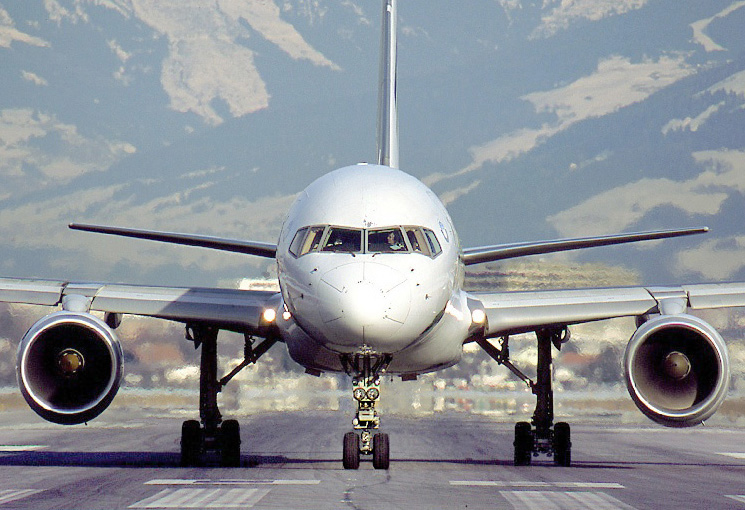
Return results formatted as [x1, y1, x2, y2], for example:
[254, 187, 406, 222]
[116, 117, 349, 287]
[469, 282, 745, 337]
[0, 277, 280, 333]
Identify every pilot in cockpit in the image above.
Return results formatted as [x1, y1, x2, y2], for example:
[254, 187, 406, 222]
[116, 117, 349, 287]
[386, 231, 405, 251]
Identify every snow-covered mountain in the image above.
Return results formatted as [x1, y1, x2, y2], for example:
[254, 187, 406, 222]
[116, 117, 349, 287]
[1, 0, 744, 288]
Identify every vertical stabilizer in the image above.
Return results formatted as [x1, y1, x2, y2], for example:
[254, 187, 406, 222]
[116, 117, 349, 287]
[377, 0, 399, 169]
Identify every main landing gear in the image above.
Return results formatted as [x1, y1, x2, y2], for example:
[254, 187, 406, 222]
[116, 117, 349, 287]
[180, 325, 276, 467]
[341, 352, 391, 470]
[476, 328, 572, 467]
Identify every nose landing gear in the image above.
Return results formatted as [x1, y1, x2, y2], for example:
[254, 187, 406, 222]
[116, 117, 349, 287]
[341, 352, 391, 470]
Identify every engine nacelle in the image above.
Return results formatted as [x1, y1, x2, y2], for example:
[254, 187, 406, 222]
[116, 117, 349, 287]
[624, 314, 729, 427]
[16, 311, 123, 425]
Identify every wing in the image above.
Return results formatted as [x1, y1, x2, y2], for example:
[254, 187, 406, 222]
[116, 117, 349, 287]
[0, 277, 280, 333]
[469, 282, 745, 337]
[461, 227, 708, 266]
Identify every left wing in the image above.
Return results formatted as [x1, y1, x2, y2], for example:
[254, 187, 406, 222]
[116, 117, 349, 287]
[0, 277, 280, 332]
[469, 282, 745, 337]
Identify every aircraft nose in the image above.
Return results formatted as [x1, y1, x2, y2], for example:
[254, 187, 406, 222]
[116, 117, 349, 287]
[318, 262, 411, 350]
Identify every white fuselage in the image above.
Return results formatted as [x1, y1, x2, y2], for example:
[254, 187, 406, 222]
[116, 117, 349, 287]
[276, 164, 472, 375]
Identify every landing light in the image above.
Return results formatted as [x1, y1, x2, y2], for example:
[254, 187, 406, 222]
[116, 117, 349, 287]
[262, 308, 277, 323]
[471, 309, 486, 325]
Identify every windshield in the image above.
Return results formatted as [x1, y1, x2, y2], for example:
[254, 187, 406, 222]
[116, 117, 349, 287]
[322, 227, 362, 253]
[289, 225, 442, 258]
[368, 228, 407, 253]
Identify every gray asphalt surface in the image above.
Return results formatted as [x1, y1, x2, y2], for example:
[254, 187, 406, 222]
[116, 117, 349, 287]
[0, 403, 744, 509]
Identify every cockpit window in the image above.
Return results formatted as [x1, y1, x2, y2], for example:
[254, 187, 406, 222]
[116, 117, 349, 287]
[368, 228, 407, 253]
[298, 226, 326, 255]
[289, 224, 442, 258]
[288, 227, 308, 257]
[423, 228, 442, 256]
[404, 227, 431, 256]
[322, 227, 362, 253]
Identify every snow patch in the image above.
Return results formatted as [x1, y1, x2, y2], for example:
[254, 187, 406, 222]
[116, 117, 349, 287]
[690, 1, 745, 52]
[0, 6, 50, 48]
[531, 0, 647, 39]
[548, 149, 745, 239]
[662, 102, 725, 135]
[429, 54, 693, 186]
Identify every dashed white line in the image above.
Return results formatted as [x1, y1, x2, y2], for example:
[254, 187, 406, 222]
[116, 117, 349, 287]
[451, 481, 624, 489]
[726, 495, 745, 503]
[717, 452, 745, 459]
[0, 490, 43, 506]
[501, 491, 637, 510]
[145, 479, 319, 486]
[0, 445, 47, 452]
[129, 488, 270, 508]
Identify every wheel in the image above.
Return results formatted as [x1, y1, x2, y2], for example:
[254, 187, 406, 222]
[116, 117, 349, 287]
[372, 433, 390, 470]
[220, 419, 241, 467]
[514, 421, 533, 466]
[342, 432, 360, 470]
[180, 420, 202, 467]
[553, 422, 571, 467]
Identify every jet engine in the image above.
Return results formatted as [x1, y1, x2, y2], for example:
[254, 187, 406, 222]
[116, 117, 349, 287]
[16, 311, 123, 425]
[624, 314, 729, 427]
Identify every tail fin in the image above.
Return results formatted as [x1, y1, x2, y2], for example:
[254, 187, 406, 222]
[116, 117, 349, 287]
[376, 0, 399, 169]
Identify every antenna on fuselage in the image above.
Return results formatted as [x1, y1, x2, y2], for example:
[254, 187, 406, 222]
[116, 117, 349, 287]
[376, 0, 399, 169]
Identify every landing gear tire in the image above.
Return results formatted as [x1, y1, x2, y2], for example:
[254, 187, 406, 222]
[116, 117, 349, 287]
[514, 421, 533, 466]
[372, 433, 390, 470]
[180, 419, 202, 467]
[343, 432, 360, 470]
[220, 419, 241, 467]
[553, 422, 571, 467]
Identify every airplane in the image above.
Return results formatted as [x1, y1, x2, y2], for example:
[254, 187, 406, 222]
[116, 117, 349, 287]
[1, 0, 744, 469]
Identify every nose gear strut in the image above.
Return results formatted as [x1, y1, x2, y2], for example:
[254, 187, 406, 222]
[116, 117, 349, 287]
[341, 351, 392, 469]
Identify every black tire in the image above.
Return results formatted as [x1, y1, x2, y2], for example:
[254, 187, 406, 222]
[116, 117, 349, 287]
[553, 422, 571, 467]
[514, 421, 533, 466]
[220, 419, 241, 467]
[180, 420, 202, 467]
[372, 433, 390, 470]
[342, 432, 360, 470]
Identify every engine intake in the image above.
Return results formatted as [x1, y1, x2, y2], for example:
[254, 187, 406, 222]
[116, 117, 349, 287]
[16, 311, 123, 425]
[624, 314, 729, 427]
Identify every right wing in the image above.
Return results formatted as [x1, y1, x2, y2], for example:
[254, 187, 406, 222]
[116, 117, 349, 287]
[0, 277, 280, 333]
[470, 282, 745, 337]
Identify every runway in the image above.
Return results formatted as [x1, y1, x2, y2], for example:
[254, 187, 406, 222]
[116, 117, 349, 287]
[0, 401, 744, 509]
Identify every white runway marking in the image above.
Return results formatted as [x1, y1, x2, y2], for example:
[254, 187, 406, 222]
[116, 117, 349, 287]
[0, 490, 42, 505]
[129, 488, 270, 508]
[726, 495, 745, 503]
[501, 491, 637, 510]
[717, 452, 745, 459]
[0, 445, 47, 452]
[146, 479, 319, 486]
[451, 481, 624, 489]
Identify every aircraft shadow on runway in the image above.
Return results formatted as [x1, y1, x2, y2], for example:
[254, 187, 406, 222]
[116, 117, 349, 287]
[0, 450, 739, 469]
